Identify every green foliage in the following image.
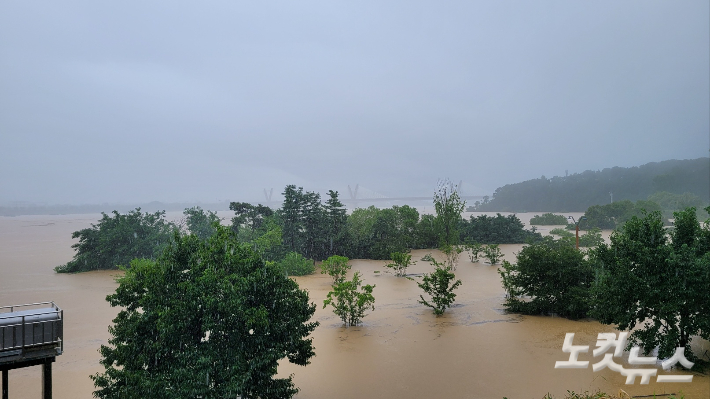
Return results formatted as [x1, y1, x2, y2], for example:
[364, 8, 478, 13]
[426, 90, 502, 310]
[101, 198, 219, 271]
[466, 242, 484, 262]
[417, 259, 462, 315]
[323, 190, 348, 258]
[182, 206, 221, 240]
[475, 157, 709, 212]
[91, 226, 318, 399]
[433, 179, 466, 247]
[591, 207, 710, 361]
[415, 214, 439, 249]
[482, 244, 503, 265]
[550, 228, 574, 238]
[230, 201, 273, 241]
[345, 205, 421, 260]
[323, 271, 375, 326]
[250, 218, 283, 261]
[440, 244, 463, 270]
[370, 205, 420, 259]
[648, 191, 705, 211]
[344, 206, 380, 258]
[277, 251, 315, 276]
[582, 200, 661, 230]
[320, 255, 351, 284]
[459, 213, 541, 244]
[499, 237, 592, 319]
[386, 252, 415, 277]
[554, 227, 604, 248]
[578, 228, 603, 248]
[530, 213, 568, 225]
[55, 208, 175, 273]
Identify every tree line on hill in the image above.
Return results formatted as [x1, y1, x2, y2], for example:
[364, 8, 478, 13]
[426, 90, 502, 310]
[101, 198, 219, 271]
[470, 157, 708, 212]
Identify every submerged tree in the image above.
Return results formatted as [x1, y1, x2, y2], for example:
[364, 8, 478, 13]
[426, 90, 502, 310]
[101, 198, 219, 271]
[323, 271, 375, 327]
[591, 207, 710, 362]
[386, 252, 415, 277]
[91, 226, 318, 399]
[320, 255, 351, 285]
[417, 259, 462, 316]
[55, 208, 175, 273]
[500, 237, 593, 319]
[433, 179, 466, 247]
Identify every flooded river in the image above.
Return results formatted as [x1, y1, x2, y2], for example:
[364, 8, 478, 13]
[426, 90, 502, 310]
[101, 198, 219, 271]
[1, 213, 708, 398]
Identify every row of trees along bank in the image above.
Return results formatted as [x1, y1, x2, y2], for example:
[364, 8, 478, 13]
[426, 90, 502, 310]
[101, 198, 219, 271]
[55, 182, 541, 273]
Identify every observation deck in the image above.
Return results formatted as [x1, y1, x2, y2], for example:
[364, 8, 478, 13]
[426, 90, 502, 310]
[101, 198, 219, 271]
[0, 302, 63, 399]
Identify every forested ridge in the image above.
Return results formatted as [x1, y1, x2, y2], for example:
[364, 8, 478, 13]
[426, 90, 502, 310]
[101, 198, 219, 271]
[473, 157, 709, 212]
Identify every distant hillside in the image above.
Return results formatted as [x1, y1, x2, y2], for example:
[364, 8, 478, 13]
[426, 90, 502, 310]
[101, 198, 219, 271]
[474, 158, 709, 212]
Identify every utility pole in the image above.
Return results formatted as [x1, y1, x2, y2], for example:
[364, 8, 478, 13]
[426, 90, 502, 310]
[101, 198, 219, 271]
[568, 216, 587, 250]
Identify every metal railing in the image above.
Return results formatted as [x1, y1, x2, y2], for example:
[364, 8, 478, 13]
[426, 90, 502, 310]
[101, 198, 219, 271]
[0, 301, 63, 355]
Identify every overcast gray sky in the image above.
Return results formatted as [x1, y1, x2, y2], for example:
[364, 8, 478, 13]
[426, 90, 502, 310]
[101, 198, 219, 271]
[1, 1, 708, 204]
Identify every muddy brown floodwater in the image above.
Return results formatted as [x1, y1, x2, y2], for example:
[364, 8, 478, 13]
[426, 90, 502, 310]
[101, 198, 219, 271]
[1, 213, 708, 398]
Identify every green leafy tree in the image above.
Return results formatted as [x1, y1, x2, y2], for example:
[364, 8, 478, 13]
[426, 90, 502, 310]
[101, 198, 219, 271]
[303, 191, 329, 261]
[415, 214, 438, 249]
[230, 201, 274, 242]
[277, 251, 316, 276]
[499, 237, 593, 319]
[530, 213, 569, 225]
[417, 259, 462, 316]
[320, 255, 351, 284]
[280, 185, 305, 254]
[277, 186, 328, 261]
[183, 206, 221, 240]
[386, 252, 415, 277]
[482, 244, 503, 265]
[459, 213, 541, 244]
[550, 228, 574, 238]
[344, 206, 380, 258]
[433, 179, 466, 247]
[370, 206, 420, 259]
[440, 244, 464, 270]
[578, 228, 604, 248]
[55, 208, 175, 273]
[581, 200, 662, 230]
[91, 226, 318, 398]
[591, 207, 710, 362]
[466, 242, 484, 263]
[323, 271, 375, 326]
[250, 217, 284, 261]
[323, 190, 348, 257]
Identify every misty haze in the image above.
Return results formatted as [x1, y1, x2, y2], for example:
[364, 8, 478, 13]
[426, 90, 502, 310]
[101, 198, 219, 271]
[1, 2, 709, 399]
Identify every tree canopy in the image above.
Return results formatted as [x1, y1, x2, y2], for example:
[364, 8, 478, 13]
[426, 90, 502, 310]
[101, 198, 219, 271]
[91, 226, 319, 399]
[590, 207, 710, 361]
[55, 208, 175, 273]
[500, 237, 593, 319]
[183, 206, 221, 240]
[433, 179, 465, 247]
